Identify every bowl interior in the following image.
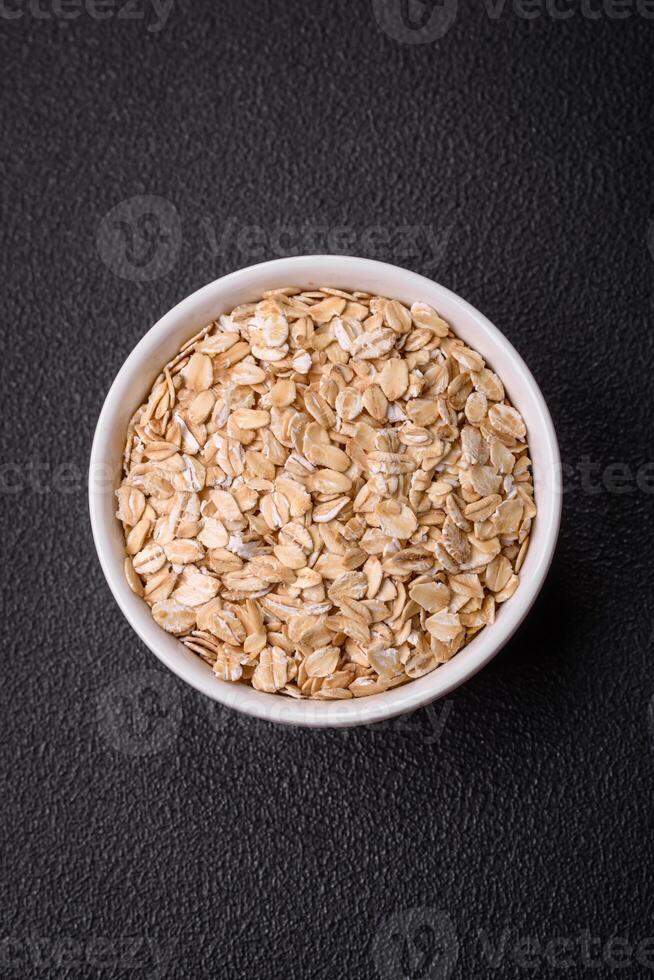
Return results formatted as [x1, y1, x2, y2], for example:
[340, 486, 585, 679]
[90, 256, 560, 728]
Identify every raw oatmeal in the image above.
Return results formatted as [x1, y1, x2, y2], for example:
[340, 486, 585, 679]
[116, 287, 536, 700]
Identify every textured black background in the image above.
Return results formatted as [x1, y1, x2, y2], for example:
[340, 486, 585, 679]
[1, 0, 654, 978]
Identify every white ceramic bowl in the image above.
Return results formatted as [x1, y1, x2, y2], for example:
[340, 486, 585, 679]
[90, 256, 561, 729]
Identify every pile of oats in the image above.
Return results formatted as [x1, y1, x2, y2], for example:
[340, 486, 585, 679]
[117, 287, 536, 700]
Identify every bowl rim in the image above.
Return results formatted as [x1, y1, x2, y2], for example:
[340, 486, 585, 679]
[89, 255, 561, 729]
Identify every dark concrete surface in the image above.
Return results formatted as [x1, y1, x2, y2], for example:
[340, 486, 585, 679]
[1, 0, 653, 977]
